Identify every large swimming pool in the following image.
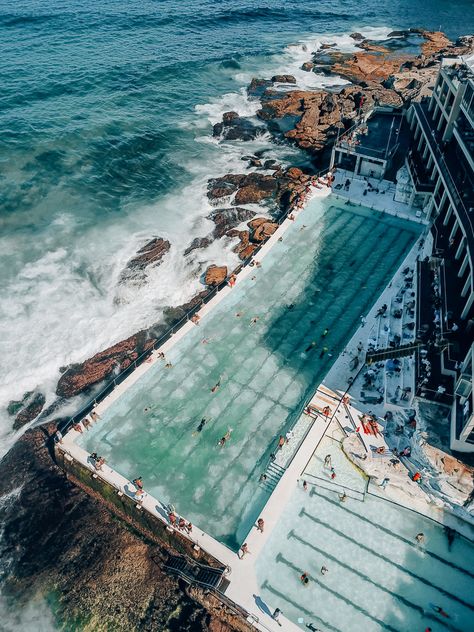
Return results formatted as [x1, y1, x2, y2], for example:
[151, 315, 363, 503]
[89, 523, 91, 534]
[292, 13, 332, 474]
[78, 197, 421, 549]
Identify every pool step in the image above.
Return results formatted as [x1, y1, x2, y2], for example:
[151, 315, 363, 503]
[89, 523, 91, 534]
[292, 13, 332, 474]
[260, 461, 286, 492]
[164, 554, 227, 590]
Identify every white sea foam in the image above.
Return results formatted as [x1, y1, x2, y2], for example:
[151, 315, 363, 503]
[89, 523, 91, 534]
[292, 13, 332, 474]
[195, 87, 261, 124]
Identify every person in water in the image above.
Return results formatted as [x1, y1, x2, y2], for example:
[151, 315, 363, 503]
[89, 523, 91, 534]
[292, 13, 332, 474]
[218, 428, 233, 446]
[211, 378, 221, 393]
[432, 605, 450, 618]
[300, 572, 310, 585]
[193, 418, 208, 434]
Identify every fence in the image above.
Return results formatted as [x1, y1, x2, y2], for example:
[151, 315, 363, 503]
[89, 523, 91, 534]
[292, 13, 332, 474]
[56, 192, 314, 438]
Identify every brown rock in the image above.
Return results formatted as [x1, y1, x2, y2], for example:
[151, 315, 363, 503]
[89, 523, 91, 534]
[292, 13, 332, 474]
[184, 237, 212, 256]
[207, 174, 246, 201]
[232, 174, 278, 205]
[247, 217, 268, 231]
[332, 52, 410, 83]
[420, 31, 452, 59]
[271, 74, 296, 83]
[208, 207, 257, 238]
[301, 62, 314, 72]
[12, 392, 46, 430]
[204, 265, 228, 286]
[56, 330, 156, 398]
[222, 111, 239, 124]
[356, 40, 391, 53]
[229, 230, 257, 260]
[120, 238, 171, 284]
[252, 221, 278, 242]
[125, 238, 170, 272]
[350, 32, 364, 41]
[285, 167, 304, 180]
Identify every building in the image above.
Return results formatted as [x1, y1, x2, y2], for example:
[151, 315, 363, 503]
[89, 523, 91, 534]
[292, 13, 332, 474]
[406, 57, 474, 452]
[330, 108, 409, 180]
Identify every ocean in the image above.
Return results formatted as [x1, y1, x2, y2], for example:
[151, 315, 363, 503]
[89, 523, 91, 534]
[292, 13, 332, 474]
[1, 0, 473, 451]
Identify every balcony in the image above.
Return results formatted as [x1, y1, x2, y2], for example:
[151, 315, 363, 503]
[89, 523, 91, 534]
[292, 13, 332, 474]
[406, 150, 435, 193]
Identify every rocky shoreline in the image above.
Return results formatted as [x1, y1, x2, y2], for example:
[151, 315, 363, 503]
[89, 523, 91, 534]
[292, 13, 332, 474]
[9, 29, 474, 428]
[3, 27, 474, 631]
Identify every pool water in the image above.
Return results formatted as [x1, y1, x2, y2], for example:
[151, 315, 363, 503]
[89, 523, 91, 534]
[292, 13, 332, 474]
[78, 197, 421, 549]
[256, 434, 474, 632]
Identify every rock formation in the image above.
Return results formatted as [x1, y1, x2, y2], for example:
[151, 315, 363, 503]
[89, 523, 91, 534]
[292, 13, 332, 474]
[204, 265, 228, 286]
[56, 330, 156, 398]
[208, 207, 257, 238]
[120, 237, 171, 283]
[212, 111, 266, 141]
[8, 391, 46, 430]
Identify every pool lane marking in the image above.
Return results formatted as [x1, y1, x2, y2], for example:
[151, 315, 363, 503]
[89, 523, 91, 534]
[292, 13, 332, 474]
[301, 507, 474, 612]
[289, 528, 474, 615]
[275, 553, 402, 632]
[309, 488, 474, 581]
[275, 553, 464, 632]
[261, 579, 343, 632]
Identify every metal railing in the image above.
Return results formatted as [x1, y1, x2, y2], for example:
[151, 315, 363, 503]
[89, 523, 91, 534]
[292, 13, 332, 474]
[57, 194, 312, 437]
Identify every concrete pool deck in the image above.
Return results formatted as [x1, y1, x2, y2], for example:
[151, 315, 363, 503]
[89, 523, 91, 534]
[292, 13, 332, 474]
[56, 178, 473, 632]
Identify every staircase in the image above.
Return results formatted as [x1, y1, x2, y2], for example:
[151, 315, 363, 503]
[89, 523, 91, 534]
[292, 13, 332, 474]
[259, 461, 285, 492]
[164, 554, 227, 590]
[366, 341, 422, 363]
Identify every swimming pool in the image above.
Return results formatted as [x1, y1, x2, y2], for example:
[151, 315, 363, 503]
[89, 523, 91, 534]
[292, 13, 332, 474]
[78, 197, 421, 549]
[255, 425, 474, 632]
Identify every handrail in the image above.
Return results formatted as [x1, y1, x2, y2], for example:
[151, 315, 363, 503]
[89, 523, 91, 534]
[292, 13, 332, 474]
[162, 558, 276, 632]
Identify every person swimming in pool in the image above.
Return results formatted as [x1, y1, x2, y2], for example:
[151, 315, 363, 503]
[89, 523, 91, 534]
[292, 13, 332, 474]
[218, 428, 233, 446]
[211, 378, 221, 393]
[193, 418, 209, 435]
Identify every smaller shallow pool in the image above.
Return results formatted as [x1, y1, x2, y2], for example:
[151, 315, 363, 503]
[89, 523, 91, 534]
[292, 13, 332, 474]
[256, 427, 474, 632]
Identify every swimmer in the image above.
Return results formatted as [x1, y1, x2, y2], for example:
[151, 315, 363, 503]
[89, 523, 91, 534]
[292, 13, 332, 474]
[431, 605, 450, 619]
[157, 352, 165, 359]
[202, 338, 211, 344]
[235, 312, 243, 317]
[320, 566, 328, 575]
[211, 378, 221, 393]
[218, 428, 233, 446]
[193, 418, 209, 435]
[416, 532, 425, 544]
[250, 316, 260, 325]
[165, 362, 173, 369]
[144, 407, 151, 413]
[300, 572, 310, 585]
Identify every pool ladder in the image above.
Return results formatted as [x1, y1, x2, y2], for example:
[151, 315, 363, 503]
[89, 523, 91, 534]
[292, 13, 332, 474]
[260, 461, 286, 492]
